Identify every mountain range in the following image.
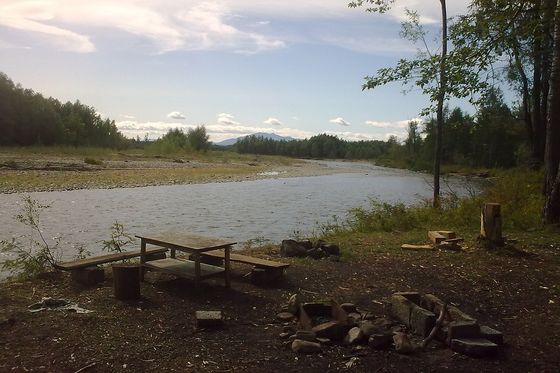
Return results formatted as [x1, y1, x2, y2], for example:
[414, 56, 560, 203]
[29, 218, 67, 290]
[213, 132, 295, 146]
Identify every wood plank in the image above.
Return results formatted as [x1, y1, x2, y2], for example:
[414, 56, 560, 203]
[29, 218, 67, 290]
[202, 250, 289, 268]
[428, 231, 447, 244]
[437, 231, 457, 239]
[401, 244, 434, 251]
[57, 247, 168, 270]
[144, 258, 225, 279]
[135, 233, 236, 252]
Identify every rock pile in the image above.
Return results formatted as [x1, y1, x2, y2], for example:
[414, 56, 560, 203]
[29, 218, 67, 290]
[280, 239, 340, 259]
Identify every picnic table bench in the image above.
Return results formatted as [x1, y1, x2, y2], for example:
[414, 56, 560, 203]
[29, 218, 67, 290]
[56, 247, 168, 271]
[201, 250, 289, 270]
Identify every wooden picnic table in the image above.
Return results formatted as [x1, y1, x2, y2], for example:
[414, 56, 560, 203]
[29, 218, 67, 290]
[136, 233, 236, 288]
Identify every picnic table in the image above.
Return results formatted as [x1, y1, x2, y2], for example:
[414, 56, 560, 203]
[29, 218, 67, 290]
[136, 233, 236, 288]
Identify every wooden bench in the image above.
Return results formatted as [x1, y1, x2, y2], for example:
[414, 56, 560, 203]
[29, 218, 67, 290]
[56, 247, 168, 270]
[200, 250, 289, 285]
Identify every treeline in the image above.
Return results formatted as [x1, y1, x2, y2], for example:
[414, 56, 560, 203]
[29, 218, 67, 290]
[0, 72, 127, 148]
[235, 90, 526, 169]
[235, 133, 388, 159]
[147, 127, 210, 154]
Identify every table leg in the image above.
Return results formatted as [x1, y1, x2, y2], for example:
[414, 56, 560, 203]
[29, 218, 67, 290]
[224, 246, 231, 289]
[140, 239, 146, 281]
[193, 253, 201, 288]
[170, 248, 176, 259]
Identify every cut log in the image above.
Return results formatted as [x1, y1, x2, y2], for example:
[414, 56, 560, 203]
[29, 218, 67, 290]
[112, 264, 140, 300]
[437, 231, 456, 239]
[428, 231, 447, 244]
[480, 203, 503, 244]
[401, 244, 434, 251]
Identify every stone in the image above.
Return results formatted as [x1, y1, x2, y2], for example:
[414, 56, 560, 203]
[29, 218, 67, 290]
[393, 291, 421, 305]
[340, 303, 357, 314]
[301, 302, 332, 318]
[410, 304, 436, 337]
[277, 312, 295, 322]
[312, 321, 349, 341]
[450, 338, 498, 357]
[480, 325, 504, 345]
[297, 239, 313, 250]
[295, 330, 318, 342]
[279, 332, 292, 339]
[359, 318, 392, 337]
[307, 248, 325, 259]
[446, 321, 481, 345]
[71, 266, 105, 286]
[390, 294, 414, 325]
[317, 337, 332, 345]
[298, 306, 313, 331]
[320, 243, 340, 256]
[393, 332, 414, 354]
[368, 333, 393, 349]
[195, 311, 223, 329]
[291, 339, 322, 354]
[347, 312, 362, 325]
[280, 240, 308, 257]
[344, 327, 365, 345]
[287, 293, 301, 315]
[421, 294, 475, 322]
[283, 325, 296, 333]
[331, 300, 349, 324]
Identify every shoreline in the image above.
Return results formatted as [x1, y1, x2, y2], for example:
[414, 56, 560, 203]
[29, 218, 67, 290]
[0, 157, 367, 194]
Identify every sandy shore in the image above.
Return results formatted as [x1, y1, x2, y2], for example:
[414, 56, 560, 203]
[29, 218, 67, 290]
[0, 155, 366, 194]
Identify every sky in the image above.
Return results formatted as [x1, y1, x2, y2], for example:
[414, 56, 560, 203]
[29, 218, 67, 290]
[0, 0, 472, 142]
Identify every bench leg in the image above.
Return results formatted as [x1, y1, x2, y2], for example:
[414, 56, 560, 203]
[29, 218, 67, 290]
[140, 239, 146, 281]
[193, 253, 201, 288]
[224, 246, 231, 289]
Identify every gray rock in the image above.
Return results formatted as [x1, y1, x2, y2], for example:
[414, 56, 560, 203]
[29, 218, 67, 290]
[295, 330, 318, 342]
[301, 302, 332, 318]
[450, 338, 498, 357]
[446, 321, 481, 345]
[277, 312, 295, 322]
[410, 304, 436, 337]
[390, 294, 414, 325]
[279, 332, 292, 339]
[291, 339, 322, 354]
[347, 312, 362, 325]
[297, 239, 313, 250]
[480, 325, 503, 345]
[393, 291, 421, 305]
[312, 321, 349, 341]
[287, 293, 301, 315]
[341, 303, 357, 314]
[280, 240, 308, 257]
[368, 333, 393, 349]
[307, 248, 325, 259]
[393, 332, 414, 354]
[320, 243, 341, 256]
[344, 326, 365, 345]
[317, 337, 332, 345]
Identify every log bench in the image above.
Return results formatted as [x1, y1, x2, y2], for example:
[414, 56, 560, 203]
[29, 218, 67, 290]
[200, 250, 289, 285]
[56, 247, 167, 285]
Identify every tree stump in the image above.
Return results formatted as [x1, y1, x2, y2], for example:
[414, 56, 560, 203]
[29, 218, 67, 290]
[112, 264, 140, 300]
[480, 203, 503, 245]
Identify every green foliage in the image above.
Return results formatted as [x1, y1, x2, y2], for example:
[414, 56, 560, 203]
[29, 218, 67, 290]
[187, 125, 210, 152]
[101, 221, 135, 254]
[147, 126, 210, 154]
[0, 72, 129, 148]
[0, 195, 61, 280]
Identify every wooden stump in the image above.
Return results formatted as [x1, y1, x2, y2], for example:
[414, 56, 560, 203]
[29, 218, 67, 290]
[480, 203, 503, 244]
[112, 264, 140, 300]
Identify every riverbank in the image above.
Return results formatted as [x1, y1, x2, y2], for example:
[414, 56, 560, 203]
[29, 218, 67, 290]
[0, 148, 365, 193]
[1, 235, 559, 372]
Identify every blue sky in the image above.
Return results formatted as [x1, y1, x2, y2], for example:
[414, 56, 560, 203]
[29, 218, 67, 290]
[0, 0, 471, 142]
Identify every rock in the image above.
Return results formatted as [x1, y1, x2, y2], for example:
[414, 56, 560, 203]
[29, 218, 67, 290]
[295, 330, 318, 342]
[297, 239, 313, 250]
[393, 291, 421, 305]
[393, 332, 414, 354]
[344, 327, 365, 345]
[480, 325, 504, 345]
[347, 312, 362, 325]
[314, 239, 327, 249]
[320, 243, 340, 256]
[331, 300, 349, 324]
[450, 338, 498, 357]
[390, 294, 414, 326]
[307, 248, 325, 259]
[279, 332, 292, 339]
[291, 339, 322, 354]
[283, 325, 296, 333]
[277, 312, 295, 322]
[312, 321, 349, 341]
[301, 302, 331, 318]
[368, 333, 393, 349]
[446, 321, 481, 344]
[71, 266, 105, 286]
[410, 304, 436, 337]
[317, 337, 332, 345]
[298, 306, 313, 331]
[287, 293, 301, 315]
[420, 294, 476, 322]
[280, 240, 308, 257]
[340, 303, 357, 314]
[359, 321, 379, 337]
[195, 311, 223, 329]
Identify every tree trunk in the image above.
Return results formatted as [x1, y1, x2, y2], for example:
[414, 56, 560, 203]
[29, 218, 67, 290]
[543, 0, 560, 223]
[533, 1, 546, 163]
[480, 203, 503, 244]
[434, 0, 448, 208]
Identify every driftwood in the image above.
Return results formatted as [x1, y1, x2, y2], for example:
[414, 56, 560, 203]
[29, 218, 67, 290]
[421, 303, 448, 349]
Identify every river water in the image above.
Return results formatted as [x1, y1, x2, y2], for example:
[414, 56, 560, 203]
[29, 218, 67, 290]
[0, 161, 477, 276]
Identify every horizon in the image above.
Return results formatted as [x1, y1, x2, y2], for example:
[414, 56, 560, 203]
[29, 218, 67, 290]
[1, 0, 475, 143]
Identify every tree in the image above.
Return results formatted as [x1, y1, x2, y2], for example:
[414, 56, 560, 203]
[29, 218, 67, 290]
[349, 0, 451, 207]
[187, 125, 210, 152]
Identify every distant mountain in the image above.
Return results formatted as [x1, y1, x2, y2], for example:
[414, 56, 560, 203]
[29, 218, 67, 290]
[214, 132, 295, 146]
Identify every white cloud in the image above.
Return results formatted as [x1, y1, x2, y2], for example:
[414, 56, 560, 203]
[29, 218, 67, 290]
[329, 117, 350, 126]
[121, 114, 135, 119]
[167, 111, 186, 120]
[263, 117, 282, 126]
[365, 118, 422, 129]
[322, 36, 416, 55]
[217, 113, 240, 126]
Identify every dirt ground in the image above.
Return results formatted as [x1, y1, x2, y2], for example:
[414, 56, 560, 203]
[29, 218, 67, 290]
[1, 239, 559, 373]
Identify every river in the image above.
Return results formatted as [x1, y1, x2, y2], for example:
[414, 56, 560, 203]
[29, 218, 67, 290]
[0, 161, 478, 277]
